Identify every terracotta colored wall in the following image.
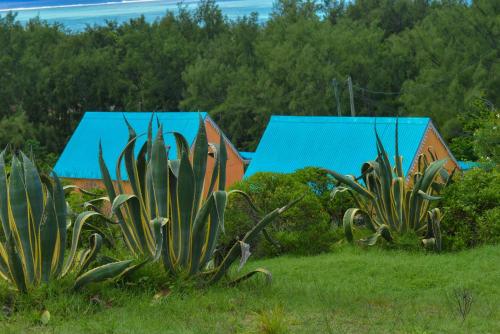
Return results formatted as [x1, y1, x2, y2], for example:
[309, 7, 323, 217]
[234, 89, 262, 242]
[67, 178, 132, 193]
[409, 124, 459, 176]
[204, 119, 245, 189]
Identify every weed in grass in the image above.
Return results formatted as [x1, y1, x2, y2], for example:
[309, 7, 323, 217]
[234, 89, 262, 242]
[254, 305, 290, 334]
[450, 287, 474, 322]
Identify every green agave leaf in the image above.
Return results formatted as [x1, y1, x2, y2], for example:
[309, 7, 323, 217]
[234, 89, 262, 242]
[394, 118, 404, 178]
[417, 190, 442, 201]
[121, 117, 142, 196]
[136, 142, 149, 206]
[150, 218, 166, 262]
[9, 155, 35, 284]
[114, 259, 149, 281]
[228, 268, 272, 286]
[409, 159, 447, 228]
[62, 211, 101, 277]
[146, 113, 154, 162]
[428, 208, 442, 252]
[151, 130, 169, 218]
[360, 225, 392, 246]
[98, 142, 118, 203]
[83, 196, 111, 210]
[172, 132, 190, 160]
[6, 235, 27, 293]
[0, 243, 10, 280]
[227, 190, 259, 212]
[392, 177, 405, 232]
[0, 150, 9, 236]
[161, 220, 176, 274]
[379, 224, 393, 242]
[112, 194, 150, 254]
[168, 159, 180, 178]
[176, 140, 195, 267]
[209, 196, 303, 284]
[189, 196, 215, 275]
[330, 186, 351, 200]
[62, 185, 101, 197]
[73, 260, 134, 290]
[200, 200, 222, 269]
[342, 208, 360, 243]
[325, 168, 374, 200]
[167, 163, 180, 259]
[52, 172, 68, 277]
[192, 115, 208, 212]
[213, 191, 227, 233]
[419, 159, 447, 193]
[40, 192, 58, 282]
[77, 233, 103, 276]
[21, 153, 44, 235]
[217, 133, 228, 191]
[206, 143, 221, 196]
[225, 190, 281, 254]
[360, 232, 382, 246]
[85, 223, 115, 248]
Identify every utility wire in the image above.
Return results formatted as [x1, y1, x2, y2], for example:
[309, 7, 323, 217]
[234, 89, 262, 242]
[352, 84, 401, 95]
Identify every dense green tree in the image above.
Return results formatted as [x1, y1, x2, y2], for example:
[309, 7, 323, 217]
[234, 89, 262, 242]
[0, 0, 498, 160]
[474, 103, 499, 164]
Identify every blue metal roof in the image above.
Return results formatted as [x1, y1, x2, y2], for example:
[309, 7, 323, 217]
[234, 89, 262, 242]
[54, 111, 207, 180]
[245, 116, 432, 178]
[458, 161, 480, 171]
[239, 151, 255, 160]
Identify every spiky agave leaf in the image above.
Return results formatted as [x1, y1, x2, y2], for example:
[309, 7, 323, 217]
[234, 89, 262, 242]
[73, 260, 134, 290]
[208, 196, 304, 285]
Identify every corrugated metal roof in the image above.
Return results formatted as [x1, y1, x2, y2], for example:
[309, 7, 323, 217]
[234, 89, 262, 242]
[239, 151, 255, 160]
[458, 161, 480, 171]
[54, 111, 207, 180]
[245, 116, 431, 178]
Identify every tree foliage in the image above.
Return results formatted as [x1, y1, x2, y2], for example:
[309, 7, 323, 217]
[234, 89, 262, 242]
[0, 0, 498, 159]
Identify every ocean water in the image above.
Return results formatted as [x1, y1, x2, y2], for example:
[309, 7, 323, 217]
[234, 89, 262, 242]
[0, 1, 275, 31]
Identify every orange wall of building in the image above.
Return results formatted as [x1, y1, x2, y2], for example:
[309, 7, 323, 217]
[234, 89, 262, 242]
[204, 119, 245, 190]
[409, 125, 459, 176]
[68, 178, 132, 193]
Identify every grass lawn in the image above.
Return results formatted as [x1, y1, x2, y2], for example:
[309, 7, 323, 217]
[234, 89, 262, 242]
[1, 245, 499, 333]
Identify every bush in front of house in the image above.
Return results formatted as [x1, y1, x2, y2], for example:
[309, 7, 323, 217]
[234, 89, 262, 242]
[440, 166, 500, 251]
[223, 168, 349, 257]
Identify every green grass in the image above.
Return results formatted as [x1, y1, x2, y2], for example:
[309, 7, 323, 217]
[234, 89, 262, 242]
[1, 245, 499, 333]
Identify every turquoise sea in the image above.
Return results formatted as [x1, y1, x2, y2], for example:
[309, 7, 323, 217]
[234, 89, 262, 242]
[0, 1, 275, 31]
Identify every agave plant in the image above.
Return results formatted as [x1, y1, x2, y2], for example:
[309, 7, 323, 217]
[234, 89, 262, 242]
[326, 121, 452, 251]
[0, 150, 133, 293]
[96, 115, 299, 284]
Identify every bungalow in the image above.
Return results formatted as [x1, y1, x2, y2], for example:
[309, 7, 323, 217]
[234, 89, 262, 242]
[245, 116, 460, 179]
[54, 112, 248, 190]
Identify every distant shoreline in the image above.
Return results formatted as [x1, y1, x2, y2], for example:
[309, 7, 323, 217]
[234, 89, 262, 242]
[0, 0, 273, 32]
[0, 0, 171, 12]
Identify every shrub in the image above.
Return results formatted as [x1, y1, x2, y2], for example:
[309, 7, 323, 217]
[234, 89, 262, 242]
[440, 167, 500, 251]
[294, 167, 354, 226]
[224, 169, 344, 257]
